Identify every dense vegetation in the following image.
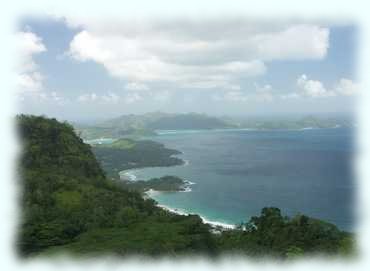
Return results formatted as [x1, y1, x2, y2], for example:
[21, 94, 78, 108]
[17, 115, 213, 257]
[92, 139, 183, 180]
[18, 115, 354, 258]
[217, 207, 353, 258]
[122, 175, 189, 193]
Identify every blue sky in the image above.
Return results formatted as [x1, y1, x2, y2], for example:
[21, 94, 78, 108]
[16, 16, 358, 121]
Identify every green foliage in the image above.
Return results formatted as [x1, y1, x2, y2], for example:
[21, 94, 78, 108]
[217, 208, 354, 258]
[104, 138, 136, 149]
[123, 175, 187, 193]
[17, 115, 214, 257]
[54, 190, 82, 210]
[93, 140, 183, 180]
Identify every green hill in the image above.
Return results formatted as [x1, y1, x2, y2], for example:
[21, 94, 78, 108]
[17, 115, 214, 256]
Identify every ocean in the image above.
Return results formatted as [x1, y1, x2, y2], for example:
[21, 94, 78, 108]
[124, 128, 355, 231]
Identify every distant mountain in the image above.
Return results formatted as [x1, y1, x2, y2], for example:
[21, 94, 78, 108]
[74, 113, 353, 140]
[222, 115, 353, 130]
[146, 113, 235, 130]
[75, 112, 235, 140]
[100, 112, 235, 130]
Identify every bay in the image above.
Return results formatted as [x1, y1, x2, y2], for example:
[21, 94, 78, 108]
[127, 128, 354, 230]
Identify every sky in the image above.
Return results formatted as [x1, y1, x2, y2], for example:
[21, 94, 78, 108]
[16, 16, 358, 122]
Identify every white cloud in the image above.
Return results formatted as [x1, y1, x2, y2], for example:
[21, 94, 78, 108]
[334, 78, 359, 96]
[296, 74, 335, 97]
[123, 92, 142, 104]
[77, 92, 121, 104]
[102, 92, 120, 103]
[296, 74, 358, 98]
[251, 25, 329, 60]
[17, 72, 43, 92]
[16, 31, 47, 93]
[77, 93, 98, 102]
[17, 31, 46, 73]
[77, 91, 147, 105]
[67, 20, 328, 90]
[213, 83, 274, 102]
[19, 91, 66, 106]
[125, 82, 150, 91]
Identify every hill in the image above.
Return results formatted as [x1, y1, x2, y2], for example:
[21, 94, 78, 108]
[75, 112, 234, 140]
[17, 115, 214, 256]
[92, 138, 184, 180]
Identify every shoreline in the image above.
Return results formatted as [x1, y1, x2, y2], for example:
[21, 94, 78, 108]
[145, 189, 235, 230]
[118, 158, 188, 182]
[157, 202, 236, 230]
[154, 125, 346, 136]
[119, 150, 235, 231]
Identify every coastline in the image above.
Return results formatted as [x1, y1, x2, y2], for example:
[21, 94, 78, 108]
[154, 125, 345, 136]
[145, 189, 235, 230]
[118, 146, 235, 230]
[91, 126, 352, 232]
[118, 158, 188, 182]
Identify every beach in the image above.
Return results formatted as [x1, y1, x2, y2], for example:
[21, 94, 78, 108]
[145, 189, 235, 230]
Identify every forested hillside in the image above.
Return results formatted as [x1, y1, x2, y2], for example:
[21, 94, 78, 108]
[92, 138, 184, 180]
[17, 115, 354, 258]
[17, 115, 214, 256]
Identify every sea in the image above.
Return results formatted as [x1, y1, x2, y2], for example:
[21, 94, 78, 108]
[122, 127, 355, 231]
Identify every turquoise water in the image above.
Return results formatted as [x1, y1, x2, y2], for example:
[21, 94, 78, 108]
[128, 128, 355, 230]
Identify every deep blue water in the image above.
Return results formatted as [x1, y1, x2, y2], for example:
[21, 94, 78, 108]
[128, 128, 355, 230]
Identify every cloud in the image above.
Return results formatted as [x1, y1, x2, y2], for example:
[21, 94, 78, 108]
[251, 25, 329, 60]
[254, 83, 274, 102]
[122, 92, 142, 104]
[297, 74, 335, 97]
[125, 82, 150, 91]
[77, 93, 98, 102]
[77, 92, 120, 104]
[213, 83, 274, 102]
[102, 92, 120, 103]
[17, 31, 46, 72]
[17, 72, 43, 92]
[296, 74, 358, 98]
[16, 31, 47, 93]
[18, 90, 66, 106]
[67, 20, 328, 90]
[334, 78, 359, 96]
[77, 91, 143, 105]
